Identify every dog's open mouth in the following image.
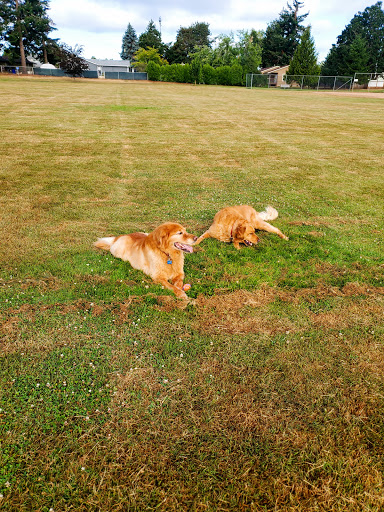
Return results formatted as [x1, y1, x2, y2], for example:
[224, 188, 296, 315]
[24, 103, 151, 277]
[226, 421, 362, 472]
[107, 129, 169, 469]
[244, 240, 254, 247]
[174, 242, 193, 253]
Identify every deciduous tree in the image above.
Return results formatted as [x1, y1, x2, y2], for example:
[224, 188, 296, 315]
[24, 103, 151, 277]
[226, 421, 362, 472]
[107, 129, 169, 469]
[238, 29, 263, 74]
[165, 22, 211, 64]
[132, 46, 167, 71]
[57, 43, 88, 78]
[211, 34, 238, 67]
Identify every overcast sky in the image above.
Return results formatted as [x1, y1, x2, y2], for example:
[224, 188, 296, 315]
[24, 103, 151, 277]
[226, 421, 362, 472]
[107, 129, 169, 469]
[48, 0, 373, 62]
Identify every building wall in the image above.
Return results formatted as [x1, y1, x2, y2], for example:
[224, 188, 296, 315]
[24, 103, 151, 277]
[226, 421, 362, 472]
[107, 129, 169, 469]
[101, 66, 131, 73]
[276, 69, 289, 86]
[260, 66, 289, 87]
[86, 62, 132, 73]
[86, 62, 98, 71]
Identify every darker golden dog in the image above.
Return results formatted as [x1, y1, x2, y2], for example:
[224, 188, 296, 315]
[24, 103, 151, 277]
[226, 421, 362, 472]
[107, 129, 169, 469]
[94, 222, 197, 299]
[194, 205, 288, 249]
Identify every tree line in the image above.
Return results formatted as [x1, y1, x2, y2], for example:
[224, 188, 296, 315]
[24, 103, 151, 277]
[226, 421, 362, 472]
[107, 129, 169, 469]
[122, 1, 384, 83]
[1, 0, 384, 81]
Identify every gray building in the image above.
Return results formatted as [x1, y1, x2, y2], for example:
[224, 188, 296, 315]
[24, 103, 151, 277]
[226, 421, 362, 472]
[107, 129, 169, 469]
[85, 59, 133, 77]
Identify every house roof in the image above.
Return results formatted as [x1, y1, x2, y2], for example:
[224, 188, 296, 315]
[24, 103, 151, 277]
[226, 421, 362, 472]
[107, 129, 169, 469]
[260, 65, 289, 74]
[27, 55, 42, 66]
[85, 59, 131, 66]
[40, 63, 56, 69]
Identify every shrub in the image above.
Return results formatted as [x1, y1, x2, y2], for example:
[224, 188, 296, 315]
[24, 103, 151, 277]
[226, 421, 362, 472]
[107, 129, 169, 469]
[173, 64, 186, 83]
[190, 59, 202, 84]
[182, 63, 192, 83]
[157, 62, 245, 87]
[229, 63, 243, 86]
[147, 61, 161, 81]
[216, 65, 232, 86]
[201, 64, 217, 85]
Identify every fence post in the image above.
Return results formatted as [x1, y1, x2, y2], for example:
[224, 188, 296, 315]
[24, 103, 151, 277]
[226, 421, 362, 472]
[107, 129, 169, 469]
[301, 76, 304, 89]
[317, 75, 321, 90]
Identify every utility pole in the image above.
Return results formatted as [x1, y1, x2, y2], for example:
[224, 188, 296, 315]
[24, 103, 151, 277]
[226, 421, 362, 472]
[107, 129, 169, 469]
[159, 16, 162, 37]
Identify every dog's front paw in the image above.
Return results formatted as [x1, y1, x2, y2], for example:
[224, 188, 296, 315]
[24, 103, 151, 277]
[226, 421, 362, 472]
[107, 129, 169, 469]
[175, 289, 188, 300]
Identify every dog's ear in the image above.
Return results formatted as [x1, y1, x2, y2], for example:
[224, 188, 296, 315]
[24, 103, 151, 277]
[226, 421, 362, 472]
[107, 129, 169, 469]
[234, 222, 246, 239]
[152, 224, 169, 249]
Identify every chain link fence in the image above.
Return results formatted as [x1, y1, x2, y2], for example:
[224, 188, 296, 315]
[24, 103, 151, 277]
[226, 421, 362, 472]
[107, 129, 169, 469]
[353, 72, 384, 89]
[246, 73, 354, 90]
[247, 72, 384, 91]
[245, 74, 269, 88]
[0, 65, 34, 74]
[285, 75, 353, 90]
[0, 66, 147, 80]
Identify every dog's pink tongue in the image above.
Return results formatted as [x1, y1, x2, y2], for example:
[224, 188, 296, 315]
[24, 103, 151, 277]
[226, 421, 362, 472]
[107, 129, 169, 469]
[175, 242, 193, 253]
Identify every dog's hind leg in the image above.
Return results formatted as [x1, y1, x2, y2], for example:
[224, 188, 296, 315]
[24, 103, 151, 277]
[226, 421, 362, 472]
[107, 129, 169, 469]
[194, 230, 212, 246]
[255, 220, 289, 240]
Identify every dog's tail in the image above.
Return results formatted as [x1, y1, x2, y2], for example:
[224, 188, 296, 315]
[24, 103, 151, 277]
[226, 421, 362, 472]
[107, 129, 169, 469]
[93, 236, 116, 251]
[258, 206, 279, 221]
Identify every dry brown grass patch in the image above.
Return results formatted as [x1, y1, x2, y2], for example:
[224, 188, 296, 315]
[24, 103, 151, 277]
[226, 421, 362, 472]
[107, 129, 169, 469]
[194, 288, 295, 335]
[191, 284, 384, 336]
[0, 276, 62, 290]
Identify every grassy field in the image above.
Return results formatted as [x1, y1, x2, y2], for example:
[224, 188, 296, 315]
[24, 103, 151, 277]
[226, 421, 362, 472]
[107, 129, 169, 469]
[1, 75, 384, 511]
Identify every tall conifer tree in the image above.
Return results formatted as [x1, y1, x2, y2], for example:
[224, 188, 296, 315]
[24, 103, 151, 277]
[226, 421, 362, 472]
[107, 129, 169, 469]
[120, 23, 138, 61]
[261, 0, 308, 68]
[138, 20, 163, 52]
[2, 0, 54, 69]
[287, 26, 320, 76]
[322, 2, 384, 76]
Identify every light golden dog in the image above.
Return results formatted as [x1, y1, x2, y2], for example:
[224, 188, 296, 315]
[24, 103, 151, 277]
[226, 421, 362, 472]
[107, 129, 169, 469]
[194, 205, 288, 250]
[94, 222, 197, 299]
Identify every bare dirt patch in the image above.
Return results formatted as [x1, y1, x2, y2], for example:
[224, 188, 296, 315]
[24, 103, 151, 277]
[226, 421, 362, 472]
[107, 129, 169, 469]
[316, 90, 384, 99]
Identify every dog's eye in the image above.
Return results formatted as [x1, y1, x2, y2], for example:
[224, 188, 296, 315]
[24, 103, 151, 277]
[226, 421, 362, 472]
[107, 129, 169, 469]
[177, 231, 183, 235]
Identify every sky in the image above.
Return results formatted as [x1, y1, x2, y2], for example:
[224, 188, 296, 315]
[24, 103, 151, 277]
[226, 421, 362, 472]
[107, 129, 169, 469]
[48, 0, 373, 62]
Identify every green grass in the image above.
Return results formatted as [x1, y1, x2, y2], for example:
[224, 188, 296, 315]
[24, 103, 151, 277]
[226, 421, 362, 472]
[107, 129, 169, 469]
[1, 75, 384, 511]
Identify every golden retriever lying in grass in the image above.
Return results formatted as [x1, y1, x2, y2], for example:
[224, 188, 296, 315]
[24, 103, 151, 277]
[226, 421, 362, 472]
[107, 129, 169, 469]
[194, 205, 288, 249]
[94, 222, 197, 299]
